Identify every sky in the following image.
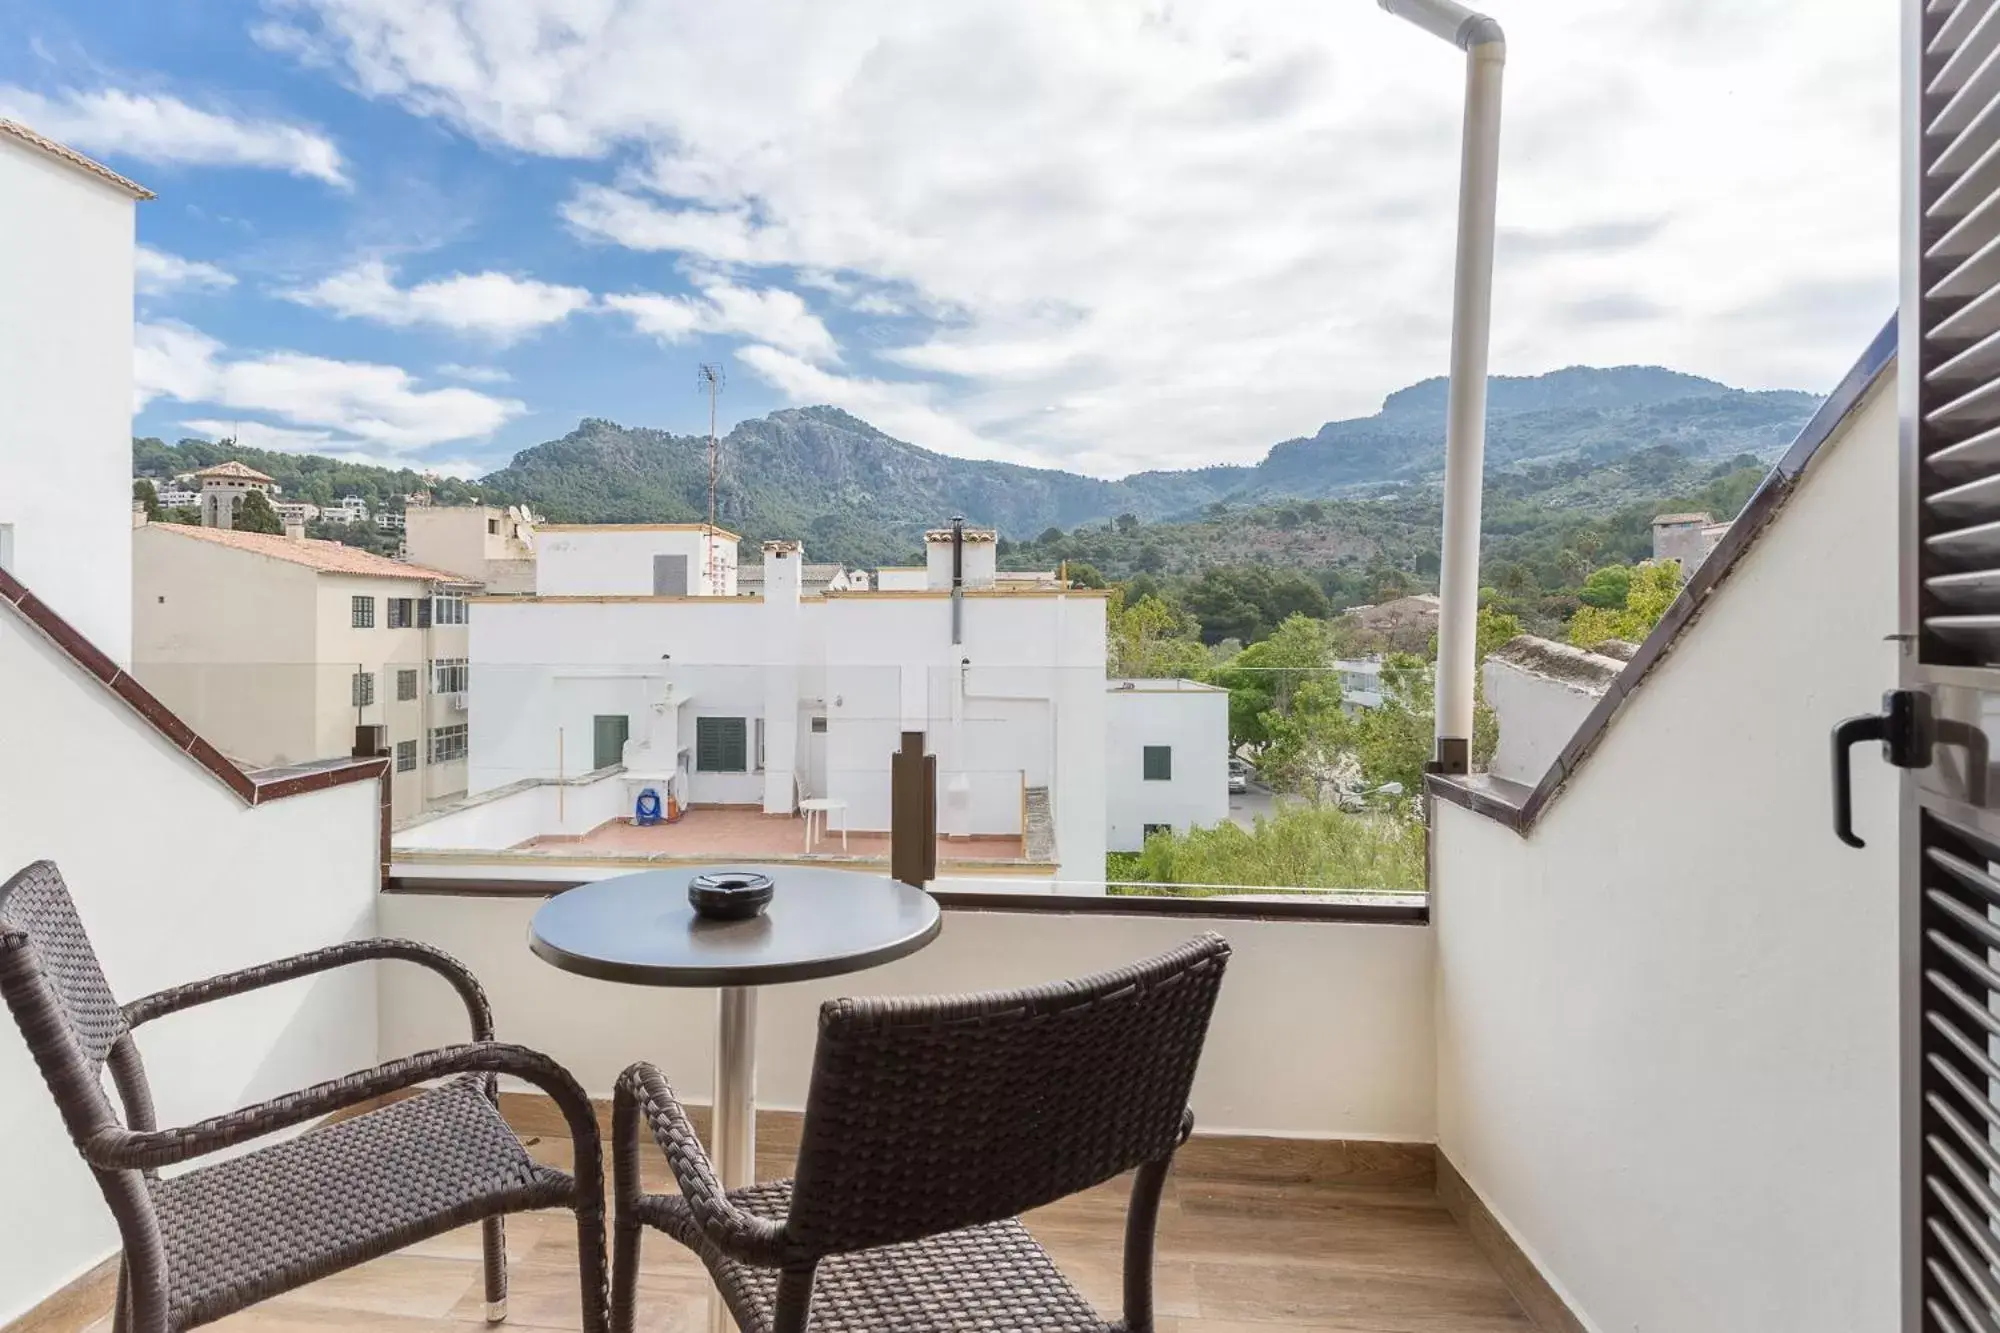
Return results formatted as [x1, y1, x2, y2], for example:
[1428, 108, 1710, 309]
[1, 0, 1897, 481]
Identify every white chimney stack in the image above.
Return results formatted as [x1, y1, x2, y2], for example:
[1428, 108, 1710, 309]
[762, 539, 803, 604]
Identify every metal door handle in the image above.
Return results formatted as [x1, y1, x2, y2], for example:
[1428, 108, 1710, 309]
[1831, 712, 1888, 849]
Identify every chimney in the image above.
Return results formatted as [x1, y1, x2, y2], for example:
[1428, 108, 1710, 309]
[924, 521, 998, 591]
[283, 519, 307, 541]
[761, 539, 803, 604]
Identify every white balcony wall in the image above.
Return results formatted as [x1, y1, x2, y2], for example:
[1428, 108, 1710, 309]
[0, 138, 138, 664]
[0, 613, 384, 1326]
[1431, 374, 1899, 1333]
[379, 893, 1436, 1141]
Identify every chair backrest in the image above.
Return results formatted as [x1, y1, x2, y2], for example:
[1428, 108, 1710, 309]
[0, 861, 129, 1143]
[786, 932, 1230, 1256]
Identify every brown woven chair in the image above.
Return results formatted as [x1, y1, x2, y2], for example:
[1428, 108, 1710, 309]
[0, 860, 610, 1333]
[611, 932, 1230, 1333]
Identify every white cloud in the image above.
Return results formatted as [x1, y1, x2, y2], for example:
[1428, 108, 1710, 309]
[135, 319, 523, 453]
[264, 0, 1896, 474]
[604, 281, 838, 363]
[284, 259, 594, 342]
[135, 245, 236, 295]
[437, 362, 514, 384]
[0, 85, 348, 187]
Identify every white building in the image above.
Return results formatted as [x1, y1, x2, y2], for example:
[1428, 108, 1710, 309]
[0, 120, 148, 663]
[155, 484, 201, 510]
[535, 522, 738, 596]
[376, 509, 406, 532]
[1332, 655, 1386, 710]
[337, 496, 370, 523]
[463, 526, 1115, 884]
[405, 504, 538, 595]
[1104, 678, 1230, 851]
[273, 499, 322, 526]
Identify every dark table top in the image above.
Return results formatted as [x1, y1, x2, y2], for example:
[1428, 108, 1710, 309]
[527, 865, 943, 987]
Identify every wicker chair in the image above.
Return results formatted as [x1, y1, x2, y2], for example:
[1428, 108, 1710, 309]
[611, 932, 1230, 1333]
[0, 860, 610, 1333]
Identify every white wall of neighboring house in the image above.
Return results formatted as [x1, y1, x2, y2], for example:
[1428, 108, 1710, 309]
[0, 603, 384, 1328]
[133, 526, 323, 763]
[1104, 681, 1230, 852]
[0, 135, 139, 664]
[132, 527, 464, 817]
[379, 891, 1436, 1141]
[537, 525, 738, 597]
[1430, 373, 1899, 1333]
[466, 570, 1111, 883]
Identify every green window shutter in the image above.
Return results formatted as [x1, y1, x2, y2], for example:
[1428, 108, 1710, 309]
[593, 714, 631, 770]
[1143, 745, 1172, 781]
[697, 717, 748, 772]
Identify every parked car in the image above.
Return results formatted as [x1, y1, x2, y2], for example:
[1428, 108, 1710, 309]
[1228, 758, 1251, 794]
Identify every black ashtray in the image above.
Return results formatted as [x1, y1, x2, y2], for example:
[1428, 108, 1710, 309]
[688, 870, 775, 921]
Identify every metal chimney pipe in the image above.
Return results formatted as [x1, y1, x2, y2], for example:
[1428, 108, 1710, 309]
[1378, 0, 1505, 775]
[950, 514, 966, 645]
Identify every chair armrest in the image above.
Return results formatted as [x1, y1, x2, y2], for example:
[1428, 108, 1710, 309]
[81, 1040, 590, 1172]
[122, 939, 494, 1040]
[614, 1062, 788, 1266]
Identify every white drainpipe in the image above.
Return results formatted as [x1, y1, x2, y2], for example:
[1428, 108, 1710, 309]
[1378, 0, 1505, 775]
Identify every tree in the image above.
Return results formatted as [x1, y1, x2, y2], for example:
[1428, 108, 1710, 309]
[133, 479, 161, 521]
[1065, 561, 1107, 589]
[1567, 560, 1681, 647]
[1577, 565, 1632, 609]
[1108, 594, 1208, 679]
[1257, 676, 1359, 804]
[1114, 512, 1140, 535]
[235, 489, 284, 535]
[1212, 614, 1334, 747]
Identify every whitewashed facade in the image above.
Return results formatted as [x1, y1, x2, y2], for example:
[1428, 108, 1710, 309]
[1104, 679, 1231, 851]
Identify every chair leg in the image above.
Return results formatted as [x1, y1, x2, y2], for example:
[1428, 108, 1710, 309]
[610, 1212, 641, 1333]
[112, 1259, 130, 1333]
[1121, 1153, 1176, 1333]
[482, 1215, 508, 1323]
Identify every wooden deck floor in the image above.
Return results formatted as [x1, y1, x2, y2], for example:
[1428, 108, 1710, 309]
[70, 1101, 1534, 1333]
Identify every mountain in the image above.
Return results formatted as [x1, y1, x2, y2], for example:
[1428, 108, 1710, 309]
[134, 365, 1823, 570]
[473, 366, 1818, 563]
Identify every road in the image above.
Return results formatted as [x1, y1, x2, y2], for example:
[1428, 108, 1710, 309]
[1228, 780, 1280, 830]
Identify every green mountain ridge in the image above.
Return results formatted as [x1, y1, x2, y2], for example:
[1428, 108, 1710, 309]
[134, 363, 1822, 571]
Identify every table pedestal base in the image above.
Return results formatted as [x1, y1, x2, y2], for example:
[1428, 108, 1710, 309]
[709, 986, 757, 1333]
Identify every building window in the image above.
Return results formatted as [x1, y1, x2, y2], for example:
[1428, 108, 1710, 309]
[488, 517, 499, 534]
[432, 593, 467, 626]
[696, 716, 749, 772]
[593, 714, 630, 770]
[754, 717, 767, 772]
[351, 595, 375, 628]
[387, 598, 413, 628]
[431, 657, 468, 693]
[396, 668, 419, 701]
[1142, 745, 1172, 781]
[351, 671, 376, 707]
[810, 716, 828, 733]
[395, 740, 417, 773]
[417, 597, 432, 628]
[1143, 823, 1172, 841]
[429, 723, 468, 764]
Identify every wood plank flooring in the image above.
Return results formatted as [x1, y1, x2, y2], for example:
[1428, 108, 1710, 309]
[63, 1101, 1533, 1333]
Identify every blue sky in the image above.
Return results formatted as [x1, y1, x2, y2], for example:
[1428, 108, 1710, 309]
[2, 0, 1898, 481]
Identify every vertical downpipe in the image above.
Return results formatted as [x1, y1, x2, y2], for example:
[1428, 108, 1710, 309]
[1429, 21, 1505, 775]
[950, 514, 965, 645]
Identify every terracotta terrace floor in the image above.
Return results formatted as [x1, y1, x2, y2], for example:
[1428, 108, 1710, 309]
[519, 807, 1027, 864]
[64, 1098, 1534, 1333]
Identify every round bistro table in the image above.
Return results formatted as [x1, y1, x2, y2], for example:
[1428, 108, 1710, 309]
[528, 865, 942, 1333]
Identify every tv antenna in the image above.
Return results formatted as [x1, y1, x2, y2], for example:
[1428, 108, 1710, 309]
[697, 364, 726, 591]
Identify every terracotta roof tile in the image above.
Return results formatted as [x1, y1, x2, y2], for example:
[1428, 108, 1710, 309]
[150, 523, 467, 583]
[191, 460, 276, 483]
[0, 119, 153, 199]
